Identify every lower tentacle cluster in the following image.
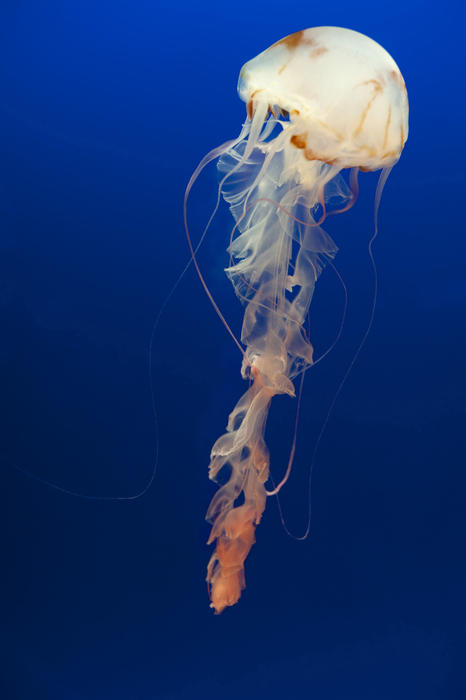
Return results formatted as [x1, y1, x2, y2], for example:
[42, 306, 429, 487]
[206, 365, 277, 613]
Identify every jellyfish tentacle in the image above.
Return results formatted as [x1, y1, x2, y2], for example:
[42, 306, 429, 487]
[206, 117, 346, 611]
[206, 361, 292, 614]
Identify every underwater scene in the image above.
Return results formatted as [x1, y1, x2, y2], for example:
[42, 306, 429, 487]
[1, 1, 465, 698]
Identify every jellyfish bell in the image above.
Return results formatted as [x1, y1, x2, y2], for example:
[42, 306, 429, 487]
[239, 26, 408, 171]
[184, 27, 408, 613]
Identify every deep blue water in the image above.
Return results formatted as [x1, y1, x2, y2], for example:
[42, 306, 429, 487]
[1, 2, 465, 698]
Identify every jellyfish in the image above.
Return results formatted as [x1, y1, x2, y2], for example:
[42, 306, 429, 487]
[185, 26, 409, 613]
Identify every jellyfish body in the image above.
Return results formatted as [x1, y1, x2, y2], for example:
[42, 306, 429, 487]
[194, 27, 408, 613]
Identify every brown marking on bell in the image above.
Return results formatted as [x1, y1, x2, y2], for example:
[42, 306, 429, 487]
[304, 148, 336, 165]
[273, 30, 315, 74]
[311, 46, 328, 58]
[383, 105, 392, 150]
[316, 118, 344, 141]
[273, 30, 307, 51]
[362, 79, 383, 91]
[290, 133, 307, 149]
[354, 81, 383, 137]
[400, 122, 405, 147]
[247, 100, 254, 120]
[278, 56, 291, 75]
[390, 69, 408, 95]
[381, 149, 398, 159]
[291, 109, 300, 116]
